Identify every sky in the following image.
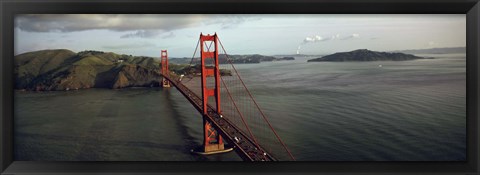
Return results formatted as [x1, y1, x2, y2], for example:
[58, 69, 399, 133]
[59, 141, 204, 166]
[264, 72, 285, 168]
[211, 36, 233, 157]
[14, 14, 466, 57]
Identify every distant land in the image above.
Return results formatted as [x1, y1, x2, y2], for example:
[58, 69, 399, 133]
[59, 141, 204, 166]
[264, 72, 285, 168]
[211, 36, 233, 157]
[169, 54, 294, 64]
[16, 47, 460, 91]
[393, 47, 466, 54]
[307, 49, 428, 62]
[274, 54, 317, 57]
[14, 49, 291, 91]
[272, 47, 465, 58]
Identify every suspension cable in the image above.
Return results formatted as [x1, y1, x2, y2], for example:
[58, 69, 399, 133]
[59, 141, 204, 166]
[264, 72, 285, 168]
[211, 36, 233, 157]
[220, 76, 267, 160]
[188, 38, 200, 67]
[182, 38, 201, 84]
[217, 36, 296, 161]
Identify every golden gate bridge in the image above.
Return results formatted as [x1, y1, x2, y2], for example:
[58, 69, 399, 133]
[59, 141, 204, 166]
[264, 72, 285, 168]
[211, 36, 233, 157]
[160, 33, 295, 161]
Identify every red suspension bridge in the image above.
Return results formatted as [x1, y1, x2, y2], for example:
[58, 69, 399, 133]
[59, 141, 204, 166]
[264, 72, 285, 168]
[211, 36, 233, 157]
[160, 33, 295, 161]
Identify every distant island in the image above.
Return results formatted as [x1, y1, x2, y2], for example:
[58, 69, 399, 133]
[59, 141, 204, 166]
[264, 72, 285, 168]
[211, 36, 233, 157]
[307, 49, 429, 62]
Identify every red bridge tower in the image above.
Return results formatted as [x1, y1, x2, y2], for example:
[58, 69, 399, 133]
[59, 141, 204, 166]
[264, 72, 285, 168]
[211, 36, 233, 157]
[200, 33, 227, 153]
[161, 50, 171, 88]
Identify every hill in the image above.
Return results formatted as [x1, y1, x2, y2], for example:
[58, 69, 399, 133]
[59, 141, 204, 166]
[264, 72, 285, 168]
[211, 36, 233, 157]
[307, 49, 427, 62]
[15, 49, 162, 91]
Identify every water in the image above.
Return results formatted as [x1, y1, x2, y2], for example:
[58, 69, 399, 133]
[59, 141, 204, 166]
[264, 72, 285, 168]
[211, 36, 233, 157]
[14, 54, 466, 161]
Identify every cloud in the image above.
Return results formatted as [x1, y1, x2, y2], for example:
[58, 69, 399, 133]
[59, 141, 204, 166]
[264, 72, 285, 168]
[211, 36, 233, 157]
[16, 14, 206, 33]
[340, 33, 360, 40]
[302, 34, 346, 44]
[302, 34, 334, 44]
[102, 42, 156, 50]
[428, 41, 437, 47]
[15, 14, 258, 38]
[297, 33, 359, 54]
[205, 15, 260, 29]
[297, 34, 335, 54]
[120, 30, 161, 38]
[161, 32, 175, 39]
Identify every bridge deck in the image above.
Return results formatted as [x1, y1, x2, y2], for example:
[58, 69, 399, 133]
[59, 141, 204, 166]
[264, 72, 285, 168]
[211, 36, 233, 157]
[162, 75, 276, 161]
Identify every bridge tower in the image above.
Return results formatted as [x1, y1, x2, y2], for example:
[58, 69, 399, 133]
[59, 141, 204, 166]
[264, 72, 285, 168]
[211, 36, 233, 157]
[161, 50, 171, 88]
[200, 33, 225, 153]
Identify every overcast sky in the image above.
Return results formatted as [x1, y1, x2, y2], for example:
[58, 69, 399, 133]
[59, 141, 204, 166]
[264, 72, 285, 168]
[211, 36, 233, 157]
[14, 14, 466, 57]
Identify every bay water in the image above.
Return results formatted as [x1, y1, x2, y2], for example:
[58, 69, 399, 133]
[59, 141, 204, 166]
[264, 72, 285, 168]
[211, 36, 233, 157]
[14, 54, 466, 161]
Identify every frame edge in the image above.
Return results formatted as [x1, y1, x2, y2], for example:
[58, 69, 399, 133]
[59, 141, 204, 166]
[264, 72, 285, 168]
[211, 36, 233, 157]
[1, 0, 479, 174]
[467, 1, 480, 173]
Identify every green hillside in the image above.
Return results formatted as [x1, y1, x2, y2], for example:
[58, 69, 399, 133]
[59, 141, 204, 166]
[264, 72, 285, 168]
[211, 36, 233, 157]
[73, 56, 114, 66]
[15, 49, 163, 91]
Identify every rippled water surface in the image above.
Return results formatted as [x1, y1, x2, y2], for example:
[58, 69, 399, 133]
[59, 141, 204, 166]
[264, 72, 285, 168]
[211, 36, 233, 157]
[15, 54, 466, 161]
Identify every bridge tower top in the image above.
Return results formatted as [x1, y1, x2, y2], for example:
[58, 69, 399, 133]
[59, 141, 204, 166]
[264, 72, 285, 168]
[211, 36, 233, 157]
[199, 33, 221, 114]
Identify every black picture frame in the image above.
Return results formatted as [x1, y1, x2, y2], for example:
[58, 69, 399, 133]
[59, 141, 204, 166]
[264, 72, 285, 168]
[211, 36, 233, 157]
[1, 0, 479, 174]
